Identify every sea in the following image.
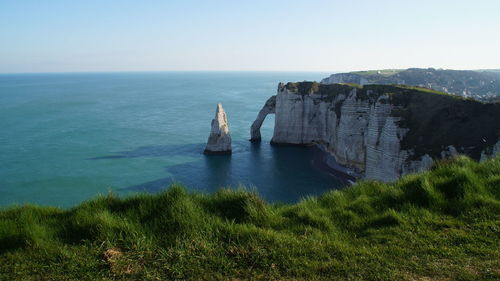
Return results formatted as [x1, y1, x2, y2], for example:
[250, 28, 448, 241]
[0, 71, 346, 208]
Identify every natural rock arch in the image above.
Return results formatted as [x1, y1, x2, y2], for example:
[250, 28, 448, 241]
[250, 95, 276, 142]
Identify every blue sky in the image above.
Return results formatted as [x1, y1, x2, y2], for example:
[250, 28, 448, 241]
[1, 0, 499, 73]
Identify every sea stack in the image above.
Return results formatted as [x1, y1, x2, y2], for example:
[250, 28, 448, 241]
[204, 103, 232, 154]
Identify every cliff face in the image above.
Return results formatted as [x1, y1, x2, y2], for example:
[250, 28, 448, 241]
[253, 82, 500, 182]
[321, 68, 500, 102]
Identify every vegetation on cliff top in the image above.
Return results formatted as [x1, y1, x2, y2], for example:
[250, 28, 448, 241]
[322, 68, 500, 101]
[285, 81, 458, 98]
[1, 156, 499, 280]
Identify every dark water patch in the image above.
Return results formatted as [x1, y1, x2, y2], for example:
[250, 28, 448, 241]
[118, 142, 346, 203]
[87, 143, 206, 160]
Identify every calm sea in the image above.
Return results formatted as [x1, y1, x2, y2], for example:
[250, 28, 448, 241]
[0, 71, 345, 207]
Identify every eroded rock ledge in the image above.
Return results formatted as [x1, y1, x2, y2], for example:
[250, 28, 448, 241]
[251, 82, 500, 182]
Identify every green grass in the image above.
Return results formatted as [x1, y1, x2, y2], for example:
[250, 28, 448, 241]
[393, 84, 457, 96]
[1, 156, 499, 280]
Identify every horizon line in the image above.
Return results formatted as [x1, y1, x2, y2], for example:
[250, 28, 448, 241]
[0, 69, 338, 75]
[1, 68, 499, 75]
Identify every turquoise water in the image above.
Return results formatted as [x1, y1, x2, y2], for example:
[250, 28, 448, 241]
[0, 72, 345, 208]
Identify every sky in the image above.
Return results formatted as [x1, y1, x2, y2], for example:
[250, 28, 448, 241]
[1, 0, 499, 73]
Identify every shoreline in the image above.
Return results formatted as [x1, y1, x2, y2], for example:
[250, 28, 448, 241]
[310, 144, 359, 185]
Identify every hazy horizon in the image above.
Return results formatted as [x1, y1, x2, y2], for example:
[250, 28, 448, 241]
[2, 68, 500, 76]
[1, 0, 499, 74]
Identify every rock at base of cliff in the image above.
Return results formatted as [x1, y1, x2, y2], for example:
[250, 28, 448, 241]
[204, 103, 232, 154]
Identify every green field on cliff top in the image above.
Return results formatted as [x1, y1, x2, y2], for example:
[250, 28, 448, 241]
[1, 156, 499, 280]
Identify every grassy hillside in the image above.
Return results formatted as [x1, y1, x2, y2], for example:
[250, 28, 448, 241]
[1, 156, 499, 280]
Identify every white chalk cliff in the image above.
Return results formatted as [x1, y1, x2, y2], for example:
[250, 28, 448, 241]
[204, 103, 232, 154]
[321, 73, 369, 85]
[251, 82, 500, 182]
